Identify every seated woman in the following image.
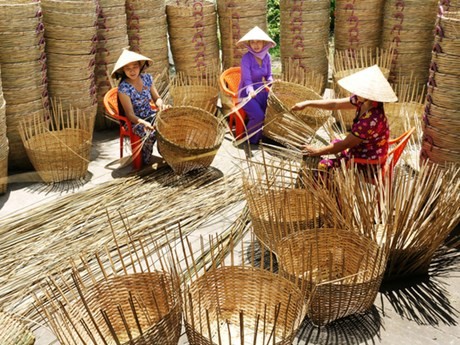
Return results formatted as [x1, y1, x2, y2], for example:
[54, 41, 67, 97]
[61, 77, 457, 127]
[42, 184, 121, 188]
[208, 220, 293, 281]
[292, 65, 397, 176]
[111, 48, 167, 165]
[236, 26, 276, 145]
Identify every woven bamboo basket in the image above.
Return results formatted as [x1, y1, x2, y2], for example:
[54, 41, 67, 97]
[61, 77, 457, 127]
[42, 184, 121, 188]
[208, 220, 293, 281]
[0, 30, 44, 48]
[431, 52, 460, 76]
[421, 139, 460, 164]
[427, 85, 460, 109]
[276, 228, 386, 326]
[42, 11, 97, 28]
[35, 229, 182, 345]
[45, 24, 97, 41]
[427, 102, 460, 121]
[265, 81, 330, 142]
[45, 37, 97, 55]
[0, 100, 5, 140]
[0, 139, 8, 195]
[156, 106, 225, 175]
[423, 124, 460, 148]
[127, 0, 165, 12]
[0, 312, 35, 345]
[0, 43, 45, 64]
[40, 0, 98, 14]
[184, 265, 306, 345]
[19, 104, 94, 183]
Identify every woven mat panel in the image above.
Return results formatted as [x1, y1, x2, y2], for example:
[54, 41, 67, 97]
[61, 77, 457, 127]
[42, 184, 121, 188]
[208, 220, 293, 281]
[126, 0, 169, 93]
[34, 233, 182, 345]
[0, 2, 49, 171]
[0, 138, 8, 195]
[280, 0, 330, 93]
[156, 106, 226, 175]
[334, 0, 385, 51]
[381, 0, 439, 85]
[0, 312, 35, 345]
[276, 228, 387, 326]
[421, 9, 460, 165]
[216, 0, 267, 70]
[167, 1, 220, 77]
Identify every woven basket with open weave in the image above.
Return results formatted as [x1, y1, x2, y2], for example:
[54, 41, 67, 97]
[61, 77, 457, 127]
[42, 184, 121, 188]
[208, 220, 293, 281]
[184, 265, 306, 345]
[0, 312, 35, 345]
[276, 228, 387, 326]
[156, 106, 225, 175]
[264, 81, 330, 143]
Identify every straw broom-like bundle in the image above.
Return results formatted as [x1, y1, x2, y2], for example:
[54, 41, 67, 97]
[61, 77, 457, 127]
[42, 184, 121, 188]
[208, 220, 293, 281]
[0, 167, 246, 317]
[175, 229, 307, 345]
[34, 218, 182, 345]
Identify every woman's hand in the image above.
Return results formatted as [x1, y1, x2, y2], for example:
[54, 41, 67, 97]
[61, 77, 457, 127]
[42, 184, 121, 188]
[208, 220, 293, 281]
[302, 144, 321, 157]
[139, 119, 155, 131]
[155, 97, 170, 111]
[249, 90, 257, 99]
[291, 100, 311, 111]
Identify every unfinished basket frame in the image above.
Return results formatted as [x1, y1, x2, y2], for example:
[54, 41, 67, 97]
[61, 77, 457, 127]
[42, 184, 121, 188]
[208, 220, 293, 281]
[0, 312, 35, 345]
[156, 106, 226, 175]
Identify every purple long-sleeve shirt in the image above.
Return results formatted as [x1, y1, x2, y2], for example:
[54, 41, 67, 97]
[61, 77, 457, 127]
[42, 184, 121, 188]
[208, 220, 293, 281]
[238, 52, 273, 100]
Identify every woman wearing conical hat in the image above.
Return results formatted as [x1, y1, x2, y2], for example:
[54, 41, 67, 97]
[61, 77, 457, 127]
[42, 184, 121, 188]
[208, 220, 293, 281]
[292, 65, 397, 173]
[237, 26, 276, 145]
[111, 48, 167, 166]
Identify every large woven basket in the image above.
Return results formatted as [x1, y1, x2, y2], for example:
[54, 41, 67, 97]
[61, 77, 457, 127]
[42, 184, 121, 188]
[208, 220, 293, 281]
[184, 265, 306, 345]
[276, 228, 386, 326]
[0, 312, 35, 345]
[156, 106, 225, 175]
[264, 81, 330, 143]
[19, 105, 94, 183]
[0, 138, 8, 195]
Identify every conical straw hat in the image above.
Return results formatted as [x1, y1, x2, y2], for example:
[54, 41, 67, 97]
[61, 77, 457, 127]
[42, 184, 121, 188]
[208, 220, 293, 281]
[111, 48, 152, 78]
[338, 65, 398, 102]
[236, 26, 276, 48]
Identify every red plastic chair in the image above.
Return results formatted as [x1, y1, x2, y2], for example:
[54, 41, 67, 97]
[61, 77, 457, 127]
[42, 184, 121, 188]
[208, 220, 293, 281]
[103, 87, 143, 170]
[351, 127, 415, 181]
[219, 67, 246, 139]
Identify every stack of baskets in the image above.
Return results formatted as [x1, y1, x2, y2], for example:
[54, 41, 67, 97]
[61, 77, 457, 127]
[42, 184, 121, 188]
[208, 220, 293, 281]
[156, 106, 226, 175]
[264, 80, 330, 145]
[126, 0, 169, 93]
[422, 6, 460, 165]
[0, 2, 49, 171]
[166, 0, 220, 76]
[332, 47, 393, 130]
[276, 228, 387, 326]
[216, 0, 267, 70]
[41, 0, 98, 132]
[180, 234, 306, 345]
[19, 102, 94, 183]
[381, 0, 439, 87]
[0, 312, 35, 345]
[334, 0, 386, 51]
[34, 232, 182, 345]
[95, 0, 129, 129]
[279, 0, 330, 93]
[0, 68, 7, 194]
[169, 69, 219, 115]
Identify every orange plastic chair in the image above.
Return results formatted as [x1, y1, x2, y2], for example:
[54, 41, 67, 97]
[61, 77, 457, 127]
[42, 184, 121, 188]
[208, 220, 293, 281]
[103, 87, 143, 170]
[351, 127, 415, 181]
[219, 67, 246, 139]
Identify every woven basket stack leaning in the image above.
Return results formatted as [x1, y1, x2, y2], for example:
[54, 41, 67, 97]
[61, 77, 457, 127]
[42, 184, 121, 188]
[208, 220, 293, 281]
[95, 0, 130, 129]
[275, 228, 388, 326]
[179, 234, 306, 345]
[0, 312, 35, 345]
[156, 106, 226, 175]
[19, 102, 95, 183]
[126, 0, 169, 93]
[280, 0, 330, 93]
[169, 69, 220, 115]
[381, 0, 439, 87]
[34, 232, 182, 345]
[264, 80, 330, 145]
[421, 6, 460, 165]
[167, 0, 220, 77]
[0, 2, 49, 171]
[0, 68, 7, 194]
[41, 0, 98, 133]
[334, 0, 385, 51]
[216, 0, 268, 70]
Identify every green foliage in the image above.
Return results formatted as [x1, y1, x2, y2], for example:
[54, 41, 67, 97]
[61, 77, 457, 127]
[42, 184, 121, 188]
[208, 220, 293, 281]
[267, 0, 280, 56]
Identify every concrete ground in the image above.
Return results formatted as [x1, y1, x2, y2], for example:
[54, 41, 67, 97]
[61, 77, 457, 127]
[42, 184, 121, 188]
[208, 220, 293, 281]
[1, 127, 459, 345]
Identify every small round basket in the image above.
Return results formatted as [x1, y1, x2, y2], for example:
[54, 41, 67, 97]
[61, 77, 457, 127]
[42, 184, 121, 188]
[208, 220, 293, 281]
[276, 228, 386, 326]
[265, 81, 330, 142]
[0, 312, 35, 345]
[156, 106, 225, 175]
[184, 265, 306, 345]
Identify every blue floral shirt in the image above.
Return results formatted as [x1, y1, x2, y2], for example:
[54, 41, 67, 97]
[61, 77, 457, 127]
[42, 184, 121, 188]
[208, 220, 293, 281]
[118, 73, 156, 120]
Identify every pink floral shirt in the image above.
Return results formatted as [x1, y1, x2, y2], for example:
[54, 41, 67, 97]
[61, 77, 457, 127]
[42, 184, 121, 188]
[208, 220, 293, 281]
[349, 95, 389, 160]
